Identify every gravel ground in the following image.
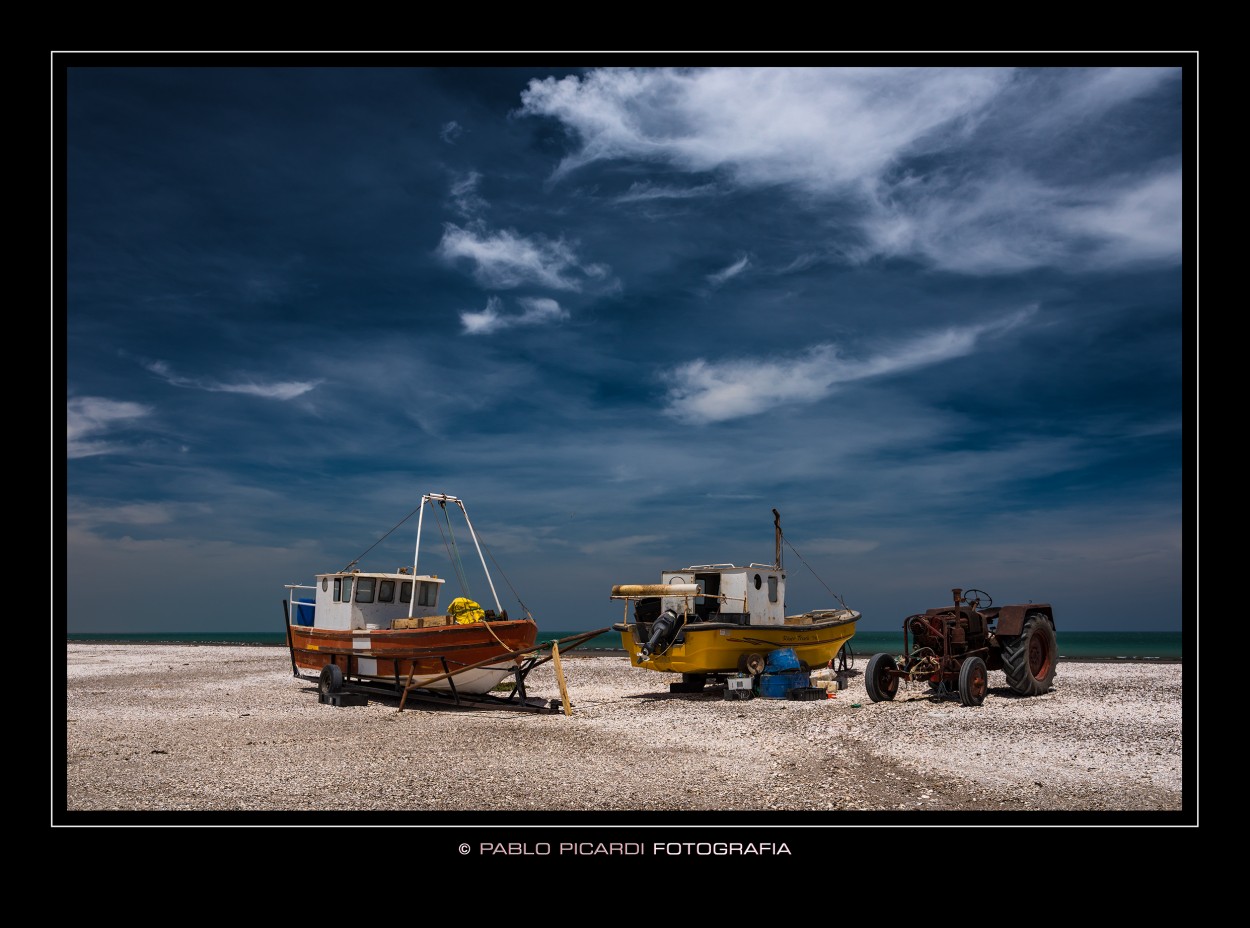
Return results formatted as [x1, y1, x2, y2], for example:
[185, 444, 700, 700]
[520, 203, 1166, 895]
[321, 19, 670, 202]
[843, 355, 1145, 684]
[62, 644, 1188, 823]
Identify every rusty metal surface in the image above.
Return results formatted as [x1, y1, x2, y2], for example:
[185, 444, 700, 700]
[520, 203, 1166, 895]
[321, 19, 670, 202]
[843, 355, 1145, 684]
[611, 583, 699, 597]
[868, 586, 1059, 704]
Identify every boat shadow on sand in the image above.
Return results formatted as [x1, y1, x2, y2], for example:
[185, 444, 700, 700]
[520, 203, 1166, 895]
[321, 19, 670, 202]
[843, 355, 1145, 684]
[295, 677, 564, 714]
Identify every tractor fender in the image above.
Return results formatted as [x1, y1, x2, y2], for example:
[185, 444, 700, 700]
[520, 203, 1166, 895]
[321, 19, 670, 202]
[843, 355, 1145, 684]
[994, 604, 1054, 637]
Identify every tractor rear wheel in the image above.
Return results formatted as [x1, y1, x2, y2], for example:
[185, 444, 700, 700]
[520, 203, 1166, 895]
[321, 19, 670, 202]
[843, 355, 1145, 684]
[1001, 613, 1058, 696]
[864, 653, 898, 702]
[958, 656, 988, 707]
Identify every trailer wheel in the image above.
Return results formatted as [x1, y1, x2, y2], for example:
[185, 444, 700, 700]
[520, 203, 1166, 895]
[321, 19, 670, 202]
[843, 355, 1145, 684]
[864, 653, 898, 702]
[958, 656, 988, 707]
[319, 663, 344, 695]
[1001, 613, 1058, 696]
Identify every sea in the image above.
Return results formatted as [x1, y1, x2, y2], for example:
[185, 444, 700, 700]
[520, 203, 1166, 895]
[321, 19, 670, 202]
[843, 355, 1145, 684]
[64, 629, 1182, 662]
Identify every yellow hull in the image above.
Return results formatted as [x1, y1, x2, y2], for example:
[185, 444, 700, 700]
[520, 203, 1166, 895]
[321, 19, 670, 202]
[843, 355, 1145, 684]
[615, 612, 858, 675]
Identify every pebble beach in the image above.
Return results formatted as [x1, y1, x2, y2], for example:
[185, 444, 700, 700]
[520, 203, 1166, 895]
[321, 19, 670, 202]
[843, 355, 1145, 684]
[61, 642, 1189, 831]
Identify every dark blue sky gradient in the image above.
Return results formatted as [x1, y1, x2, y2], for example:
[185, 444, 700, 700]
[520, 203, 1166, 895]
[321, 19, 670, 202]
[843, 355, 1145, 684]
[63, 57, 1192, 634]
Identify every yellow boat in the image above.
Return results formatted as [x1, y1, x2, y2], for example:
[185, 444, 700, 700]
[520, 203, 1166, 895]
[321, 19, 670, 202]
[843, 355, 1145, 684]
[611, 509, 859, 692]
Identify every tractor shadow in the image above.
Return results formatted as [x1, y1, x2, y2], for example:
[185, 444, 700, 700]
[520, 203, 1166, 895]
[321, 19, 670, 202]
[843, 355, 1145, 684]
[917, 683, 1045, 704]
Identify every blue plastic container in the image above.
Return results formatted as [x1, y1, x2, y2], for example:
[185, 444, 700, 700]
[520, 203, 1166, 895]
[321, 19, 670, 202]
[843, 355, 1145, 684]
[758, 670, 810, 698]
[764, 648, 801, 673]
[294, 600, 315, 626]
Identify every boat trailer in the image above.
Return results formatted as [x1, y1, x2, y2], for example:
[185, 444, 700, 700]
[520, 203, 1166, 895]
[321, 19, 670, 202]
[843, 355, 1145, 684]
[282, 609, 612, 715]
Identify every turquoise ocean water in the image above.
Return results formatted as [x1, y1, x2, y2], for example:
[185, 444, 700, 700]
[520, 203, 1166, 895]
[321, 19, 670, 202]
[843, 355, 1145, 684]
[65, 629, 1181, 661]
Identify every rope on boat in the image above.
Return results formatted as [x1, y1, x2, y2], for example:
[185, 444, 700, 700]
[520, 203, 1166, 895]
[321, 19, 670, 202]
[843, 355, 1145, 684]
[780, 534, 850, 610]
[435, 500, 472, 597]
[335, 496, 534, 656]
[341, 503, 423, 573]
[476, 535, 533, 620]
[429, 500, 514, 654]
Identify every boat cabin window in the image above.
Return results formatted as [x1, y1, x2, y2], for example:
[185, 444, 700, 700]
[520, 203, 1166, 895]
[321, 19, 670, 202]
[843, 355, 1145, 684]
[322, 578, 329, 592]
[379, 580, 395, 603]
[333, 577, 354, 603]
[418, 581, 438, 607]
[754, 573, 762, 590]
[693, 572, 721, 619]
[400, 581, 413, 604]
[355, 577, 376, 603]
[768, 575, 778, 603]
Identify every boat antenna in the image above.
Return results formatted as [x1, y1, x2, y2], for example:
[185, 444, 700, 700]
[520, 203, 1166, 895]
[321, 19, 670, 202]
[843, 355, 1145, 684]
[341, 503, 424, 573]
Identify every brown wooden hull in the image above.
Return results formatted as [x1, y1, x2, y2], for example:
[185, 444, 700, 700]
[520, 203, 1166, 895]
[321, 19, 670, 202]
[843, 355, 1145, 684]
[289, 619, 540, 694]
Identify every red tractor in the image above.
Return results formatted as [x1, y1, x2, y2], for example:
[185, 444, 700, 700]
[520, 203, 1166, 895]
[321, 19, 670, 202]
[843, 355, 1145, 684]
[864, 588, 1058, 707]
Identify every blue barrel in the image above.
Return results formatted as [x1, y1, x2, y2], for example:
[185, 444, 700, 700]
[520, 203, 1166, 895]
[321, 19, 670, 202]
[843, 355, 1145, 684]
[758, 670, 810, 698]
[293, 600, 315, 626]
[764, 647, 801, 672]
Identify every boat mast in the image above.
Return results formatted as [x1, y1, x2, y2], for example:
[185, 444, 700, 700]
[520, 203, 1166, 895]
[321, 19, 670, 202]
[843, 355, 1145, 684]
[409, 499, 428, 618]
[411, 493, 504, 616]
[773, 508, 783, 570]
[455, 497, 504, 615]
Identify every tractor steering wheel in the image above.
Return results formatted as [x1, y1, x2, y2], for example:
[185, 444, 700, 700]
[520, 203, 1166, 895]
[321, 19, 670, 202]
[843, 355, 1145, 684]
[961, 589, 992, 608]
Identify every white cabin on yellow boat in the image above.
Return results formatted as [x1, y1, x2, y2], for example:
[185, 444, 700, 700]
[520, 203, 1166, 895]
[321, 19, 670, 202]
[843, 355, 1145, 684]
[649, 563, 787, 626]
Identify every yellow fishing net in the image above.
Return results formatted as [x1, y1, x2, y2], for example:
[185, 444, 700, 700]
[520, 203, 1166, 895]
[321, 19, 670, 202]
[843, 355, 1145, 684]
[448, 597, 485, 624]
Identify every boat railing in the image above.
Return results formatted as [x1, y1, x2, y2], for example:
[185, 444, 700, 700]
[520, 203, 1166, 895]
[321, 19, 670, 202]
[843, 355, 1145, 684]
[609, 587, 750, 622]
[285, 584, 317, 626]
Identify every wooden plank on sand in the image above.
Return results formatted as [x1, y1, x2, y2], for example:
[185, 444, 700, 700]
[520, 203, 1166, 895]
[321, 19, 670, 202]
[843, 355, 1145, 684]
[552, 641, 572, 716]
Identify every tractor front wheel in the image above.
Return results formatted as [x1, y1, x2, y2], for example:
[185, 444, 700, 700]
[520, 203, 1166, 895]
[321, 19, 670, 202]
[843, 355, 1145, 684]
[1001, 613, 1058, 696]
[865, 653, 899, 703]
[958, 656, 988, 707]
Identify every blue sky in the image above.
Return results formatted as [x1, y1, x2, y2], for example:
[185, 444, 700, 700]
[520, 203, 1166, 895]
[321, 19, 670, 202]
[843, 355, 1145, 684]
[62, 58, 1192, 635]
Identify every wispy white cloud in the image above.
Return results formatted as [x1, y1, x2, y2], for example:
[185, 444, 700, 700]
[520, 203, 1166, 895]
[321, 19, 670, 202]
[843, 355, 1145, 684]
[67, 500, 176, 530]
[777, 254, 823, 274]
[576, 533, 670, 557]
[1058, 167, 1183, 268]
[461, 296, 570, 335]
[66, 397, 152, 459]
[861, 165, 1183, 273]
[664, 306, 1038, 423]
[145, 361, 320, 399]
[437, 224, 609, 291]
[520, 67, 1183, 272]
[520, 67, 1009, 193]
[440, 121, 464, 144]
[615, 180, 719, 203]
[449, 170, 486, 218]
[707, 254, 750, 286]
[1022, 67, 1177, 136]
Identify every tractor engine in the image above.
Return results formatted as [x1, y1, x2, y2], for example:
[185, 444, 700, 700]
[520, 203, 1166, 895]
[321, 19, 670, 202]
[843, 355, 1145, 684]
[907, 587, 992, 659]
[907, 609, 975, 655]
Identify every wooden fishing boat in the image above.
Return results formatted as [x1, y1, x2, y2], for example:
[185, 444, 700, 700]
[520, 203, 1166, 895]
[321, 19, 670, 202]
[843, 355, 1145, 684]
[611, 509, 859, 692]
[283, 493, 540, 699]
